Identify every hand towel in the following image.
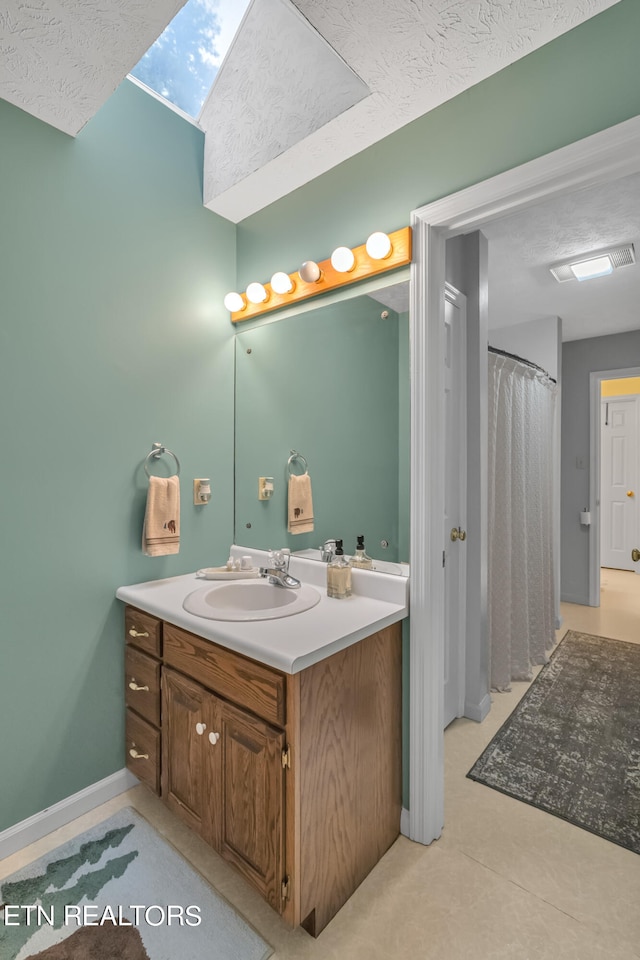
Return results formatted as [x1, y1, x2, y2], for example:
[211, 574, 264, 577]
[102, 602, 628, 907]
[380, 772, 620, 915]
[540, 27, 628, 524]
[142, 475, 180, 556]
[288, 473, 314, 534]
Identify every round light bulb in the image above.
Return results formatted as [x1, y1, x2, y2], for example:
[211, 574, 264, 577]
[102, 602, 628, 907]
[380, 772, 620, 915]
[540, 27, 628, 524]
[298, 260, 322, 284]
[246, 282, 268, 304]
[223, 291, 245, 312]
[330, 246, 356, 273]
[365, 231, 392, 260]
[271, 271, 294, 295]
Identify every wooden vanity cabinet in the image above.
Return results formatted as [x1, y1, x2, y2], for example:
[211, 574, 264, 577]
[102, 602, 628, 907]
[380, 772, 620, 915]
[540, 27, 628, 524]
[162, 665, 286, 912]
[124, 607, 162, 794]
[124, 605, 402, 936]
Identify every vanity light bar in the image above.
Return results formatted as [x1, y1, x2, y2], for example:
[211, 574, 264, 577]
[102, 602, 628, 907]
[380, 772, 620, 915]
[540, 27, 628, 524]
[226, 226, 412, 323]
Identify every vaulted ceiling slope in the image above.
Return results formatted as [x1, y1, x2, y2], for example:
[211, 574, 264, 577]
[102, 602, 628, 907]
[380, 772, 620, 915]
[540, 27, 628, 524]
[0, 0, 186, 136]
[0, 0, 619, 221]
[202, 0, 620, 222]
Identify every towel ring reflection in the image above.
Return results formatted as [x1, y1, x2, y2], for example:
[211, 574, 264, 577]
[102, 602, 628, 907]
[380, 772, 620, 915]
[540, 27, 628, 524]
[144, 442, 181, 478]
[287, 450, 308, 477]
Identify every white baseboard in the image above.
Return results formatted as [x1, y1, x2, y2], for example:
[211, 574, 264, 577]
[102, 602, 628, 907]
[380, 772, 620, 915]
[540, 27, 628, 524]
[400, 806, 410, 838]
[0, 769, 138, 861]
[464, 693, 492, 723]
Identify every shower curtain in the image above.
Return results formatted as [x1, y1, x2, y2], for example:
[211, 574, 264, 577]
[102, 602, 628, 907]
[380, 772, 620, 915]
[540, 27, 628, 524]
[488, 351, 557, 691]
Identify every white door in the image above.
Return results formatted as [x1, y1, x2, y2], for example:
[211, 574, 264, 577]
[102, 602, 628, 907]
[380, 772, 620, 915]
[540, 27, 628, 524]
[600, 397, 638, 571]
[443, 287, 467, 728]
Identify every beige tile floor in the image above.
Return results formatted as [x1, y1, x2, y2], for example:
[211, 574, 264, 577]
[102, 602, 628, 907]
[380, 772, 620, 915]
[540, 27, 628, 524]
[2, 568, 639, 959]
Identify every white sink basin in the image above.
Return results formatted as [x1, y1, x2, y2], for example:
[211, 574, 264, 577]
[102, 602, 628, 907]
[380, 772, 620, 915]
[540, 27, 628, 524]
[183, 579, 321, 622]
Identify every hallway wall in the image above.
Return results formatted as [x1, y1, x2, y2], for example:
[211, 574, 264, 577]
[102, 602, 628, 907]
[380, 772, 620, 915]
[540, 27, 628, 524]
[562, 330, 640, 604]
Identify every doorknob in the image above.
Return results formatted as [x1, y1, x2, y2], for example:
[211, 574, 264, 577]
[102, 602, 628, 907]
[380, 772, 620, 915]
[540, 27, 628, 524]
[632, 548, 640, 563]
[627, 490, 635, 498]
[450, 527, 466, 542]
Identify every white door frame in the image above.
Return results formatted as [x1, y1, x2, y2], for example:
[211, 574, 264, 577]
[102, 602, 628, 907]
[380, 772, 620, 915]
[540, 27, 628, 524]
[443, 283, 468, 725]
[589, 367, 640, 605]
[408, 113, 640, 845]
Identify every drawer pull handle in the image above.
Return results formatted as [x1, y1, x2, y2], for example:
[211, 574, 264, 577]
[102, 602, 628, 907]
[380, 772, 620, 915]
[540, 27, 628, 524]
[129, 627, 150, 638]
[208, 731, 220, 745]
[129, 748, 149, 760]
[128, 679, 150, 692]
[195, 722, 207, 735]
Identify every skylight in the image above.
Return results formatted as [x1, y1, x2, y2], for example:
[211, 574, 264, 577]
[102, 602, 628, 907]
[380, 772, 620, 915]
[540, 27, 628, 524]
[130, 0, 251, 119]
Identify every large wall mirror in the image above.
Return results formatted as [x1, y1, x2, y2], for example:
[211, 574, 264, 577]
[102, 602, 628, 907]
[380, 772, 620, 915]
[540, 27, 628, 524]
[234, 280, 410, 573]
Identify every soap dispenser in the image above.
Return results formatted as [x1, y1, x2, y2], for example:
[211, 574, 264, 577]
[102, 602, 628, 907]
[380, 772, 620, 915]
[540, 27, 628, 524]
[327, 539, 352, 599]
[350, 534, 373, 570]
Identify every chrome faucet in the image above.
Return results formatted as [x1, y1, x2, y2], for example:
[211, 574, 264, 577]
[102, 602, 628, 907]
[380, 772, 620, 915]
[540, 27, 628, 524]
[260, 549, 301, 588]
[320, 539, 337, 562]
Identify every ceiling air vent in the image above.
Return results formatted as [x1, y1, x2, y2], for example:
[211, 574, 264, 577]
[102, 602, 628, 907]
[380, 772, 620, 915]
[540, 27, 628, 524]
[550, 244, 636, 282]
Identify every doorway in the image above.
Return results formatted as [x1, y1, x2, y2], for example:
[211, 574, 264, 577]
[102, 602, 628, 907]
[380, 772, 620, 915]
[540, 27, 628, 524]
[408, 114, 640, 846]
[588, 366, 640, 605]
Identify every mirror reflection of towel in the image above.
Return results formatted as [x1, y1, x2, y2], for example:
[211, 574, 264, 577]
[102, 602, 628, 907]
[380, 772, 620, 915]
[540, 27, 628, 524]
[142, 476, 180, 556]
[288, 474, 314, 534]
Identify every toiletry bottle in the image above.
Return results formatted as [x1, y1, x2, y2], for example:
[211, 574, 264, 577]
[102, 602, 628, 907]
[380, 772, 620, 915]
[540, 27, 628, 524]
[327, 540, 352, 599]
[350, 534, 373, 570]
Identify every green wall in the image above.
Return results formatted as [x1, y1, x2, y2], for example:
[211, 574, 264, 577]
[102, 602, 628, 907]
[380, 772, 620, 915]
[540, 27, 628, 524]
[236, 0, 640, 282]
[0, 81, 236, 832]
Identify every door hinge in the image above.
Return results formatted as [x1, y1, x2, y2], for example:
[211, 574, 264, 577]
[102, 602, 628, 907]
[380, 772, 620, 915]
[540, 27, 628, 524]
[281, 876, 291, 901]
[281, 745, 291, 769]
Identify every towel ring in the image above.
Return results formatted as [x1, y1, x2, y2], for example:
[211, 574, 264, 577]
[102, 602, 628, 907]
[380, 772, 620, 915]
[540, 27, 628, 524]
[144, 442, 181, 478]
[287, 450, 308, 477]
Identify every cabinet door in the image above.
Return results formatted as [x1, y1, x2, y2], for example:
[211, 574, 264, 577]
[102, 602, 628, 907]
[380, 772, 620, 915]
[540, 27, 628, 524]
[217, 700, 286, 913]
[162, 668, 220, 845]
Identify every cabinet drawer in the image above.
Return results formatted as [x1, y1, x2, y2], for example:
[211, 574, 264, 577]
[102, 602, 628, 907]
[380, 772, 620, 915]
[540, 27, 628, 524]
[164, 624, 286, 727]
[125, 606, 162, 658]
[126, 710, 160, 794]
[125, 647, 161, 727]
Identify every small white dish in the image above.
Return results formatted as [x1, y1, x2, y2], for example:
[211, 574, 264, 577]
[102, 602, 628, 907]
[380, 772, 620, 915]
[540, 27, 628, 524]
[196, 566, 261, 580]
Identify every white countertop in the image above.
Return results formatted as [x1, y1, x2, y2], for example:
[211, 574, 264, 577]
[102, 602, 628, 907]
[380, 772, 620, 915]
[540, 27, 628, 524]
[116, 546, 409, 674]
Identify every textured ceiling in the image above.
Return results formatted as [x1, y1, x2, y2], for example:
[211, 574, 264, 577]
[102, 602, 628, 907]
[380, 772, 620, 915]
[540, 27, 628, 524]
[483, 171, 640, 341]
[201, 0, 620, 221]
[366, 174, 640, 343]
[200, 0, 369, 198]
[0, 0, 186, 135]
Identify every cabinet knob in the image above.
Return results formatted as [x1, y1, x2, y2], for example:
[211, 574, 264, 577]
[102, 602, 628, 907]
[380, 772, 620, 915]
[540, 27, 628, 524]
[195, 722, 207, 735]
[128, 679, 149, 691]
[129, 748, 149, 760]
[128, 627, 150, 638]
[208, 731, 220, 745]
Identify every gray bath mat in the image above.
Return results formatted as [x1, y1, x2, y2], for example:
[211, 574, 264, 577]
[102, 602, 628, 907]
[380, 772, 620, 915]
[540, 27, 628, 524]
[468, 630, 640, 854]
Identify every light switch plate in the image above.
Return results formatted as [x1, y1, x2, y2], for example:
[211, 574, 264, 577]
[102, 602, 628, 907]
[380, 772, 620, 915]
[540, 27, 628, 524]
[258, 477, 274, 500]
